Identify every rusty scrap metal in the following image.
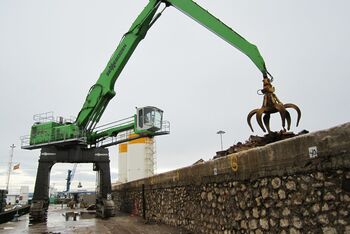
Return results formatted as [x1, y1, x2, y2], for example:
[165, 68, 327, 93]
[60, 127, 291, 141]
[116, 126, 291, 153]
[247, 78, 301, 133]
[213, 130, 309, 159]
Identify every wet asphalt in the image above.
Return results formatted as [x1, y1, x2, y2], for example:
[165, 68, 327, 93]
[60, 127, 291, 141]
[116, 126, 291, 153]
[0, 205, 187, 234]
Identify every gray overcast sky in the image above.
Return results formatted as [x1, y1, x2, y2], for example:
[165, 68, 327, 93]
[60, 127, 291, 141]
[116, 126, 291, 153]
[0, 0, 349, 192]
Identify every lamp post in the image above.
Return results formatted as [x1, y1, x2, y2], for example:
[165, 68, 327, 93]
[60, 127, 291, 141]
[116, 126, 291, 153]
[216, 130, 225, 151]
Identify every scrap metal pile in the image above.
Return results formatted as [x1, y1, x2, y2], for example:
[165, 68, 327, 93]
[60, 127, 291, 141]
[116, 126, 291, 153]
[214, 130, 309, 159]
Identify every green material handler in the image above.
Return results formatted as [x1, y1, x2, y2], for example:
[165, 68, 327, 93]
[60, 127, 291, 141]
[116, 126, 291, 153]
[24, 0, 269, 150]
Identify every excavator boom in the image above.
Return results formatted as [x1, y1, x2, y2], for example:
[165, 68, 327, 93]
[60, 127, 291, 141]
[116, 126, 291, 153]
[166, 0, 267, 74]
[75, 0, 268, 132]
[75, 0, 162, 131]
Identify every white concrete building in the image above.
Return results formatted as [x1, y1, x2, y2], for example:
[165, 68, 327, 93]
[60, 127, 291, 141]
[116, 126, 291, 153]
[5, 186, 29, 205]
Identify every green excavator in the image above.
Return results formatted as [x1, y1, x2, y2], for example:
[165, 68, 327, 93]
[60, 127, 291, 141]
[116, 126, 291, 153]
[22, 0, 300, 222]
[23, 0, 272, 151]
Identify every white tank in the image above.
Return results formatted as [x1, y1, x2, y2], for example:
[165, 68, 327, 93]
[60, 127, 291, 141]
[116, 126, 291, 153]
[118, 143, 128, 183]
[118, 134, 156, 183]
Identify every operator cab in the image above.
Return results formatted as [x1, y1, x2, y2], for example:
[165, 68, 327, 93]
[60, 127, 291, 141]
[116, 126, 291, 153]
[136, 106, 163, 132]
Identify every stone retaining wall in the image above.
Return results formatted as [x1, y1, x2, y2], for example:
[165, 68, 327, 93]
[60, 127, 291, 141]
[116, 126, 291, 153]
[113, 123, 350, 233]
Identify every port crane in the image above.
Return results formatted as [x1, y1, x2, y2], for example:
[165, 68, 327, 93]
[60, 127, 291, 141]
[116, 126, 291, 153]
[22, 0, 300, 222]
[65, 164, 77, 193]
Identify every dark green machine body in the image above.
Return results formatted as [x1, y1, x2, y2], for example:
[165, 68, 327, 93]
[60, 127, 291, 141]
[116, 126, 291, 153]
[30, 122, 80, 145]
[28, 106, 164, 147]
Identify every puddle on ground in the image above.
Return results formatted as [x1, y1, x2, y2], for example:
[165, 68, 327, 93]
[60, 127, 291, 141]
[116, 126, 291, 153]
[63, 211, 96, 221]
[2, 226, 15, 230]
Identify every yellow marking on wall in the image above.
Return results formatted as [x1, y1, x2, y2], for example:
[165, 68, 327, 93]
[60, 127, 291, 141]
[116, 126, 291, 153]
[119, 143, 128, 153]
[230, 154, 238, 172]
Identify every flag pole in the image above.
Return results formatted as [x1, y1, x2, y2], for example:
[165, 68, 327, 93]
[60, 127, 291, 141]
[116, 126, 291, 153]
[6, 144, 15, 192]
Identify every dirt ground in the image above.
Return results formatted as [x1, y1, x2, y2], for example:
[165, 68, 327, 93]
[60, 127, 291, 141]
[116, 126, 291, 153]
[0, 205, 188, 234]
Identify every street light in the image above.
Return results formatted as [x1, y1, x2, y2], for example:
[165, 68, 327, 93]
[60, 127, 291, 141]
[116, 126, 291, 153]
[216, 130, 225, 151]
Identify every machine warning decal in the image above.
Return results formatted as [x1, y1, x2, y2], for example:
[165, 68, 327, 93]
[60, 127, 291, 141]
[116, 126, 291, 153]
[230, 155, 238, 172]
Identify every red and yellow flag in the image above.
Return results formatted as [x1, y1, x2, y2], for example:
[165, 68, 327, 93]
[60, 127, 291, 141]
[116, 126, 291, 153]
[13, 163, 20, 170]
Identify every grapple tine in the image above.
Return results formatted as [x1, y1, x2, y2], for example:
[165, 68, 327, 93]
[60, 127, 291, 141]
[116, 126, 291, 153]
[263, 113, 271, 133]
[284, 103, 301, 127]
[274, 104, 287, 129]
[285, 110, 291, 130]
[247, 109, 258, 132]
[256, 108, 267, 132]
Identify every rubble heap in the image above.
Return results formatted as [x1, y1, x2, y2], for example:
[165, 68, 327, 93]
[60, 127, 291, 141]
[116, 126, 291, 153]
[215, 130, 309, 159]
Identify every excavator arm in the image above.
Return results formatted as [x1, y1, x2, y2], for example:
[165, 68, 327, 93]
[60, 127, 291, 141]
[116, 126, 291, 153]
[75, 0, 269, 132]
[75, 0, 162, 131]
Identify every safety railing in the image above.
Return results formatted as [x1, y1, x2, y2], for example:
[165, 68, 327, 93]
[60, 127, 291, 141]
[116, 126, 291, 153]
[95, 120, 170, 148]
[33, 111, 54, 123]
[20, 135, 30, 148]
[160, 120, 171, 134]
[20, 130, 87, 149]
[95, 129, 134, 148]
[33, 112, 76, 124]
[94, 116, 135, 134]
